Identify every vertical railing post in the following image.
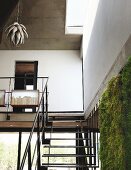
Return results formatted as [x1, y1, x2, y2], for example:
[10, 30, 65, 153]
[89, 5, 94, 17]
[42, 77, 45, 127]
[97, 132, 100, 167]
[76, 127, 79, 170]
[42, 92, 45, 127]
[17, 132, 22, 170]
[37, 114, 41, 170]
[7, 77, 11, 119]
[93, 132, 96, 168]
[89, 130, 92, 165]
[41, 93, 45, 145]
[28, 143, 31, 170]
[45, 85, 48, 123]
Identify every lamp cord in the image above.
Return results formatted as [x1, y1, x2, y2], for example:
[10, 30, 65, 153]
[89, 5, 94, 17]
[16, 0, 20, 22]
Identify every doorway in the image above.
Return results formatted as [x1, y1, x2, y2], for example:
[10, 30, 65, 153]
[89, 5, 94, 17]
[14, 61, 38, 112]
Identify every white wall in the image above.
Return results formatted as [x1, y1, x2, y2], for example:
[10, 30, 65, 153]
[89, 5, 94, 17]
[0, 50, 83, 112]
[83, 0, 131, 116]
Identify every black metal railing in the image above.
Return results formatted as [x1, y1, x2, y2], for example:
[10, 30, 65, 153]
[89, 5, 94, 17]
[0, 77, 48, 114]
[18, 77, 49, 170]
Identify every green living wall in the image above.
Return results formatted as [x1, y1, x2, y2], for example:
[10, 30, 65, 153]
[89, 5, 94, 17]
[99, 57, 131, 170]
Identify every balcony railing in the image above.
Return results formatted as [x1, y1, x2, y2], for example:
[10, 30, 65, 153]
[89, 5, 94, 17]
[0, 77, 49, 114]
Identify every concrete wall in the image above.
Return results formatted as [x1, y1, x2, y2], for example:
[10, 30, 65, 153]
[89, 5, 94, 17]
[83, 0, 131, 118]
[0, 50, 83, 114]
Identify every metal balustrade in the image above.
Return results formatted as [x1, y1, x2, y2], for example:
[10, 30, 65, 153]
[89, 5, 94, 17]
[0, 77, 49, 114]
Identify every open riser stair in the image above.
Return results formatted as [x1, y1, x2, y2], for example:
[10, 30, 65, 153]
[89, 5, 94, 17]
[41, 126, 100, 170]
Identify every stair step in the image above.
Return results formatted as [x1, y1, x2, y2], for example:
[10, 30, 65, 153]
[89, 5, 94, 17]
[42, 154, 95, 157]
[46, 121, 82, 127]
[48, 112, 84, 117]
[48, 116, 84, 122]
[42, 164, 98, 168]
[45, 131, 89, 134]
[44, 127, 89, 132]
[44, 138, 90, 140]
[43, 145, 93, 148]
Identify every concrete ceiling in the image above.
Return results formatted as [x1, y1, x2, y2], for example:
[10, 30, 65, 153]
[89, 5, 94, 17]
[0, 0, 82, 50]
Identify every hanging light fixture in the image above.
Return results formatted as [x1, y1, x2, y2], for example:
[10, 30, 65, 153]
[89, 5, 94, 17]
[5, 0, 28, 46]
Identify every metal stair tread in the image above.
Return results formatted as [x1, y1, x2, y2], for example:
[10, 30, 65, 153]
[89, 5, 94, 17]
[44, 138, 90, 140]
[42, 154, 96, 157]
[42, 163, 99, 168]
[44, 126, 90, 132]
[43, 145, 93, 148]
[48, 116, 85, 122]
[44, 131, 90, 133]
[48, 112, 84, 117]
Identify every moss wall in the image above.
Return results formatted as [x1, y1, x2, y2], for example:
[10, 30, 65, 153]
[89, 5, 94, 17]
[99, 57, 131, 170]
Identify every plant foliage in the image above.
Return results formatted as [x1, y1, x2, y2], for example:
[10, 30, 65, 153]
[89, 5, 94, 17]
[121, 57, 131, 169]
[99, 57, 131, 170]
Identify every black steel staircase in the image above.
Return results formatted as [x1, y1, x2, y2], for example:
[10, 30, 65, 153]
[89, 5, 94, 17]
[18, 114, 100, 170]
[7, 76, 100, 170]
[41, 122, 99, 170]
[0, 76, 100, 169]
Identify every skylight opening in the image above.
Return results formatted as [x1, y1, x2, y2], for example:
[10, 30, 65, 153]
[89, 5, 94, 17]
[65, 0, 88, 35]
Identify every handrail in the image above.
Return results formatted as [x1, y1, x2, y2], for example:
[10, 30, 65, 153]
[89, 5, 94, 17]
[31, 138, 38, 166]
[0, 76, 49, 79]
[19, 78, 49, 170]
